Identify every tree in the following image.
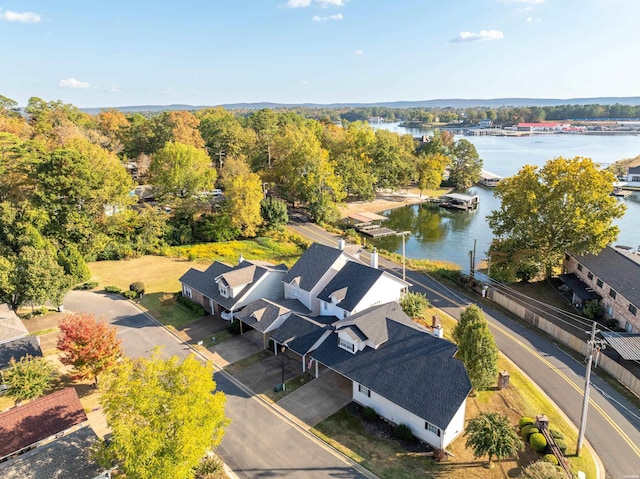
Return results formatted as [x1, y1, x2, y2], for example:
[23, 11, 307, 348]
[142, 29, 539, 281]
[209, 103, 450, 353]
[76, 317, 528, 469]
[57, 312, 122, 386]
[199, 108, 256, 167]
[400, 291, 430, 319]
[99, 351, 229, 479]
[448, 139, 482, 189]
[518, 461, 566, 479]
[3, 355, 56, 405]
[57, 244, 91, 283]
[220, 156, 264, 237]
[465, 412, 522, 468]
[454, 305, 499, 392]
[416, 152, 448, 195]
[488, 157, 626, 278]
[452, 304, 484, 344]
[370, 129, 415, 191]
[260, 197, 289, 228]
[149, 141, 216, 199]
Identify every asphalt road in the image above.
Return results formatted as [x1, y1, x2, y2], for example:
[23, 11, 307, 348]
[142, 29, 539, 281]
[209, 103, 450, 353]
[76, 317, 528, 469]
[288, 221, 640, 479]
[63, 291, 371, 479]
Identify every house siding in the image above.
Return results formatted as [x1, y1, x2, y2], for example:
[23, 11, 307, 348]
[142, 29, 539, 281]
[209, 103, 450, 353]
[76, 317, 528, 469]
[183, 285, 212, 314]
[564, 255, 639, 332]
[354, 276, 405, 315]
[284, 257, 349, 315]
[352, 382, 465, 449]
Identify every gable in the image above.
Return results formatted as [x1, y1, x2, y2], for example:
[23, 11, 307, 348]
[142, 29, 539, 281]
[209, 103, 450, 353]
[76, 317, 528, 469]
[282, 243, 345, 292]
[317, 261, 385, 312]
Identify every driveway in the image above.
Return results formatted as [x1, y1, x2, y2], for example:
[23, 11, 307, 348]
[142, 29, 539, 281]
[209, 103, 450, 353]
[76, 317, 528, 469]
[208, 329, 264, 368]
[276, 370, 352, 428]
[233, 352, 303, 394]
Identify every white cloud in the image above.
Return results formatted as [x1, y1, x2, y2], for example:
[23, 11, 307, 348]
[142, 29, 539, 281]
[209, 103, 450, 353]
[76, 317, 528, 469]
[301, 80, 308, 85]
[0, 10, 41, 23]
[498, 0, 544, 3]
[317, 0, 347, 6]
[108, 85, 120, 93]
[312, 13, 343, 21]
[353, 49, 363, 55]
[526, 16, 542, 22]
[451, 30, 504, 43]
[59, 78, 91, 89]
[286, 0, 311, 7]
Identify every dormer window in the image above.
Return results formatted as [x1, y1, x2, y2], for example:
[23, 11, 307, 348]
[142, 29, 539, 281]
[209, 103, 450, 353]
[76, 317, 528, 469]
[219, 283, 230, 298]
[338, 336, 355, 353]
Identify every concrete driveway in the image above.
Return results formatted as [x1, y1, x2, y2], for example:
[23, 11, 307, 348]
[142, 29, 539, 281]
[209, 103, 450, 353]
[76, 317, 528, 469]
[276, 370, 353, 428]
[233, 352, 303, 394]
[208, 329, 264, 368]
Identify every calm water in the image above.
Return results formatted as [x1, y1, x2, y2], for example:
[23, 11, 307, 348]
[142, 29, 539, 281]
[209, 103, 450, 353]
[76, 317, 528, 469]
[371, 123, 640, 269]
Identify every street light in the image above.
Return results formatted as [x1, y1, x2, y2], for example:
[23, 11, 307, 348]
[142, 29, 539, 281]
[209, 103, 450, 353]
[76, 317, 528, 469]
[397, 231, 411, 282]
[280, 345, 286, 392]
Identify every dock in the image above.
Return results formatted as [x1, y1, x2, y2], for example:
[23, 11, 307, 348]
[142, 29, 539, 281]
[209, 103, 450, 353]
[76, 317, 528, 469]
[358, 225, 399, 238]
[479, 170, 503, 187]
[439, 193, 479, 211]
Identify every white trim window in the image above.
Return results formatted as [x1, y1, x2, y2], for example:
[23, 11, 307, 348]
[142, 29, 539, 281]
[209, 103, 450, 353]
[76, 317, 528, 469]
[338, 336, 355, 353]
[425, 421, 441, 437]
[358, 384, 371, 397]
[218, 283, 229, 298]
[183, 286, 192, 298]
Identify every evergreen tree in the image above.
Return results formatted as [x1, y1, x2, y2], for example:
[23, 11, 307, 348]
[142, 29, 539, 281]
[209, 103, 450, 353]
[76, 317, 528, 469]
[465, 412, 522, 468]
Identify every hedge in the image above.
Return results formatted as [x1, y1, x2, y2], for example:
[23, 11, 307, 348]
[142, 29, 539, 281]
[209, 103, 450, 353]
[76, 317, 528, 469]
[104, 285, 121, 294]
[362, 406, 377, 422]
[555, 439, 568, 454]
[529, 432, 547, 453]
[129, 281, 145, 295]
[521, 425, 539, 441]
[518, 416, 535, 430]
[393, 424, 414, 442]
[123, 290, 138, 299]
[550, 429, 564, 440]
[542, 454, 559, 465]
[175, 294, 206, 316]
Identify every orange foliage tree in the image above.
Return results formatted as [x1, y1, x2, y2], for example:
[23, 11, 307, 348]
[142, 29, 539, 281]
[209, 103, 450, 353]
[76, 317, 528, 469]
[57, 312, 122, 386]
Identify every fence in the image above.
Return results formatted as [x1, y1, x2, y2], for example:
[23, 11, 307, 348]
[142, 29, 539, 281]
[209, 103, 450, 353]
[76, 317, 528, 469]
[487, 287, 640, 398]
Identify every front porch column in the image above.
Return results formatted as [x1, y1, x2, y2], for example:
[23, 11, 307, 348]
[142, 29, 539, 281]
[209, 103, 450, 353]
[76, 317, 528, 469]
[302, 355, 306, 373]
[315, 360, 319, 378]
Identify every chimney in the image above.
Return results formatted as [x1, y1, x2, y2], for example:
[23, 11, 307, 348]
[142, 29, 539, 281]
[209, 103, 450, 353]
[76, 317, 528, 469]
[338, 239, 345, 251]
[238, 253, 244, 265]
[370, 248, 379, 269]
[433, 324, 444, 338]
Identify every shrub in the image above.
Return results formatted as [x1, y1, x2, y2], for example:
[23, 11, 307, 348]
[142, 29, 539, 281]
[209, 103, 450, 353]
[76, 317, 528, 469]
[123, 290, 138, 300]
[433, 449, 448, 462]
[549, 429, 564, 440]
[521, 425, 539, 441]
[518, 416, 535, 430]
[393, 424, 414, 441]
[194, 454, 225, 479]
[518, 461, 565, 479]
[555, 439, 568, 454]
[129, 282, 145, 295]
[196, 307, 205, 316]
[104, 285, 121, 294]
[76, 281, 99, 290]
[362, 406, 377, 421]
[542, 454, 559, 465]
[529, 432, 547, 453]
[37, 307, 49, 316]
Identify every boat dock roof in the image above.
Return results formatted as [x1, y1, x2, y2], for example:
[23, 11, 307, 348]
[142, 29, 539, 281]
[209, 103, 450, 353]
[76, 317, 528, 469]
[442, 193, 479, 202]
[480, 170, 503, 180]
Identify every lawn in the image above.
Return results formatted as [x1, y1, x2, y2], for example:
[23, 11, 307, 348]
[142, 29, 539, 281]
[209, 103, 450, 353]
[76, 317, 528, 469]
[312, 309, 597, 479]
[264, 373, 313, 402]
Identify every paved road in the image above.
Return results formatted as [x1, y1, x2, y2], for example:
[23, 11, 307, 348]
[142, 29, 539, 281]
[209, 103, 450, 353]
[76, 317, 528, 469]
[63, 291, 371, 479]
[288, 221, 640, 479]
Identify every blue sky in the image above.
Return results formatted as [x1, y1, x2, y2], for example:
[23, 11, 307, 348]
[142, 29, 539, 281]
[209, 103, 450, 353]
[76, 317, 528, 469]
[2, 0, 640, 107]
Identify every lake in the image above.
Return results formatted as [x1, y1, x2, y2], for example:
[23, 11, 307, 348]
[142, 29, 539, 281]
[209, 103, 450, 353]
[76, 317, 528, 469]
[370, 123, 640, 269]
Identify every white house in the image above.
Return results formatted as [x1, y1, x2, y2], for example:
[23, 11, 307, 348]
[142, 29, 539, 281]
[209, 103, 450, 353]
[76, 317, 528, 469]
[280, 302, 472, 450]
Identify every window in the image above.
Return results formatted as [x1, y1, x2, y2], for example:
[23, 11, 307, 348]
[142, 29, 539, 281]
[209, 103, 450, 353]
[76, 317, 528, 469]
[425, 422, 441, 437]
[596, 279, 603, 288]
[632, 175, 640, 182]
[629, 304, 637, 316]
[609, 289, 617, 299]
[626, 321, 634, 333]
[587, 272, 593, 280]
[183, 286, 192, 298]
[218, 283, 229, 298]
[577, 264, 583, 271]
[358, 384, 371, 397]
[338, 336, 355, 352]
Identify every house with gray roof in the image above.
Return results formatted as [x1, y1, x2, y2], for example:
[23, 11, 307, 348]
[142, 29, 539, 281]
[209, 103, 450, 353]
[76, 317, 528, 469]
[272, 302, 471, 449]
[0, 304, 28, 344]
[564, 245, 640, 333]
[317, 261, 410, 319]
[282, 243, 353, 315]
[0, 336, 43, 371]
[179, 258, 287, 319]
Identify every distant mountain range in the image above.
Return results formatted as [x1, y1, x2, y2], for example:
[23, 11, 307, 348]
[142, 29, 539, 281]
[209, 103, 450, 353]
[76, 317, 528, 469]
[81, 97, 640, 114]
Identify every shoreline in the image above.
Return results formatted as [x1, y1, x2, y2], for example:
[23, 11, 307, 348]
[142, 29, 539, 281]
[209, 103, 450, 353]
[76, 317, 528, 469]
[338, 188, 451, 219]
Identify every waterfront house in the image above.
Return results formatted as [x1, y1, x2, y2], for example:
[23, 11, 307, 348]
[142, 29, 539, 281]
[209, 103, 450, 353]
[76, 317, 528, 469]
[179, 258, 288, 320]
[563, 246, 640, 333]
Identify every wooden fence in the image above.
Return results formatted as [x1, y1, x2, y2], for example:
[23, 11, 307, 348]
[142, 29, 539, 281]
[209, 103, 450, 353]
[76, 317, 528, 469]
[488, 287, 640, 398]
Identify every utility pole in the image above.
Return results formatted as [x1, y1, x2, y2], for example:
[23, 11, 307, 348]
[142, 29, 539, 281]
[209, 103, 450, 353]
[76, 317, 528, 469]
[469, 239, 477, 278]
[397, 231, 411, 282]
[576, 321, 605, 456]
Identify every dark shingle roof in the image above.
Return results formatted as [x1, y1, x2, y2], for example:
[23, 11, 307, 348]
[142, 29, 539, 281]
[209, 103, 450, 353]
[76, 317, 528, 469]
[0, 388, 88, 458]
[236, 298, 293, 333]
[311, 304, 471, 429]
[317, 261, 385, 312]
[270, 314, 330, 356]
[282, 243, 345, 291]
[0, 336, 43, 370]
[0, 427, 104, 479]
[179, 261, 231, 299]
[574, 246, 640, 307]
[0, 304, 28, 344]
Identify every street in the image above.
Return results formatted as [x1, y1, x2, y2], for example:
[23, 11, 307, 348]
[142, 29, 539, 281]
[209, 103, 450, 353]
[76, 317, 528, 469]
[288, 220, 640, 479]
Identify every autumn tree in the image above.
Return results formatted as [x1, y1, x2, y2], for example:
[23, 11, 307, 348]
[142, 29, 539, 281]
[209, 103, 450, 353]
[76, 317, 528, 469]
[245, 108, 280, 169]
[488, 157, 626, 278]
[416, 152, 449, 195]
[149, 141, 216, 199]
[220, 156, 263, 237]
[199, 107, 256, 167]
[98, 351, 229, 479]
[3, 355, 56, 405]
[454, 305, 498, 392]
[465, 413, 522, 468]
[57, 312, 122, 386]
[370, 129, 415, 191]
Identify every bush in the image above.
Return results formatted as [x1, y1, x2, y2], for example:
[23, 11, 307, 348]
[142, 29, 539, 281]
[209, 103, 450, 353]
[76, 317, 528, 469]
[194, 454, 225, 479]
[518, 461, 565, 479]
[104, 285, 121, 294]
[542, 454, 559, 465]
[521, 425, 539, 441]
[555, 439, 568, 454]
[123, 290, 138, 299]
[549, 428, 564, 440]
[529, 432, 547, 453]
[76, 281, 98, 290]
[393, 424, 414, 441]
[519, 416, 535, 430]
[38, 307, 49, 316]
[129, 282, 145, 295]
[433, 448, 448, 462]
[362, 406, 377, 421]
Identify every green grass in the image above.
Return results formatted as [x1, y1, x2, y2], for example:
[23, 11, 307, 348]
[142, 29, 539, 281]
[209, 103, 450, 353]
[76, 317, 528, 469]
[224, 350, 273, 375]
[139, 292, 199, 328]
[264, 373, 313, 402]
[29, 327, 59, 336]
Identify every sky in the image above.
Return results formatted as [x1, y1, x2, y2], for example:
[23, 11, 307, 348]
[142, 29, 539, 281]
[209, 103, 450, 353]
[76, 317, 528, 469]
[2, 0, 640, 108]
